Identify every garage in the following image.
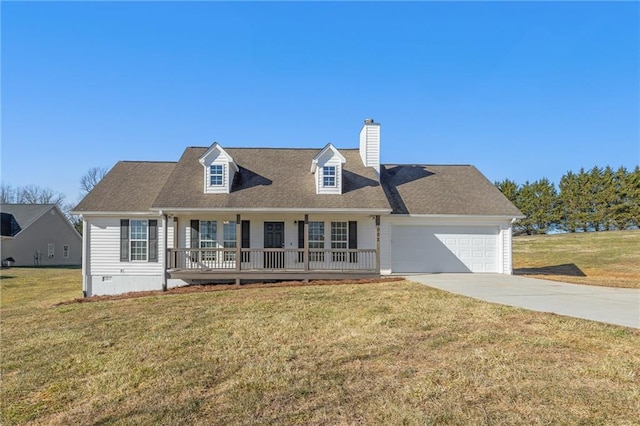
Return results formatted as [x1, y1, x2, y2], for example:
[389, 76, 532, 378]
[392, 226, 499, 273]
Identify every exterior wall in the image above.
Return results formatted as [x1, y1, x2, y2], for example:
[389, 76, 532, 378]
[380, 215, 514, 275]
[1, 208, 81, 266]
[359, 121, 380, 175]
[84, 215, 165, 296]
[500, 224, 513, 274]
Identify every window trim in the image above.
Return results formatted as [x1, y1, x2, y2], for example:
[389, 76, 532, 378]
[223, 221, 237, 261]
[331, 221, 348, 262]
[199, 220, 218, 261]
[309, 221, 325, 262]
[130, 219, 148, 262]
[322, 166, 336, 187]
[210, 164, 224, 186]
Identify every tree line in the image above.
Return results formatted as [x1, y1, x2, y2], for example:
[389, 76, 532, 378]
[1, 167, 108, 234]
[496, 166, 640, 235]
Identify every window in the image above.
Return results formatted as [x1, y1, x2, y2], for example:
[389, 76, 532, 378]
[63, 245, 69, 258]
[48, 244, 55, 258]
[323, 166, 336, 187]
[130, 220, 148, 261]
[331, 221, 348, 262]
[309, 221, 325, 262]
[200, 221, 217, 260]
[223, 221, 237, 261]
[120, 219, 157, 262]
[210, 164, 224, 186]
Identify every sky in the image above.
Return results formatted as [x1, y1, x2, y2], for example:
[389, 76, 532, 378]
[1, 1, 639, 207]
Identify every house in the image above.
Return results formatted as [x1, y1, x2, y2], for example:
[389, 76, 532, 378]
[73, 119, 523, 296]
[0, 204, 82, 266]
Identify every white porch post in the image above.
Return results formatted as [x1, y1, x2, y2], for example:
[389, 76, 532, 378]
[304, 214, 309, 276]
[235, 213, 241, 284]
[375, 215, 381, 274]
[162, 213, 168, 291]
[82, 217, 89, 297]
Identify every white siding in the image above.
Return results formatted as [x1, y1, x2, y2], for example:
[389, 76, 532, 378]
[200, 145, 236, 194]
[88, 217, 164, 275]
[359, 122, 380, 175]
[316, 160, 343, 195]
[85, 216, 165, 296]
[500, 225, 513, 274]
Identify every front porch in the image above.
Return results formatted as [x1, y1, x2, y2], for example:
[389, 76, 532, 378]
[165, 213, 381, 283]
[167, 247, 379, 281]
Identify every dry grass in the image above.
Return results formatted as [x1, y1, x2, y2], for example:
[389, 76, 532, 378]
[2, 267, 640, 425]
[513, 230, 640, 288]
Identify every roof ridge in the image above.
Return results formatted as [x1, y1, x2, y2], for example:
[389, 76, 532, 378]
[186, 146, 359, 151]
[119, 160, 177, 164]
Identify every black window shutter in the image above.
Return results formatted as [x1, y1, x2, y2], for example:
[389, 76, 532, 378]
[241, 220, 250, 262]
[120, 219, 130, 262]
[190, 220, 200, 248]
[148, 220, 158, 262]
[348, 221, 358, 263]
[297, 221, 305, 262]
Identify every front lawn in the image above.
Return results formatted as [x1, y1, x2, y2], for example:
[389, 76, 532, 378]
[513, 230, 640, 288]
[1, 267, 639, 424]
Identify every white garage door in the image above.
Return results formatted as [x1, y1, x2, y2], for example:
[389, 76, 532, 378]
[392, 226, 499, 273]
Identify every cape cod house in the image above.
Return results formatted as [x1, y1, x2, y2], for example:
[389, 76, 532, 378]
[73, 119, 523, 296]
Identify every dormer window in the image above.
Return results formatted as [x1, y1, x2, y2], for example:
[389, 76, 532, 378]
[199, 143, 238, 194]
[323, 166, 336, 187]
[210, 165, 224, 186]
[311, 143, 346, 195]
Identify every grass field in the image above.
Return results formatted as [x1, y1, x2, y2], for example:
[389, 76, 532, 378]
[513, 229, 640, 288]
[2, 267, 639, 425]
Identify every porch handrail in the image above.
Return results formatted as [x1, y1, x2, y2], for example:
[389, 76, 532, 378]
[168, 247, 378, 272]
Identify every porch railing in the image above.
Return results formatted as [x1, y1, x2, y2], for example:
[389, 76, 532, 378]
[168, 248, 377, 272]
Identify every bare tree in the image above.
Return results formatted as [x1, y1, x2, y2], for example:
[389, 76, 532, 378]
[17, 185, 66, 206]
[80, 166, 108, 196]
[0, 183, 17, 203]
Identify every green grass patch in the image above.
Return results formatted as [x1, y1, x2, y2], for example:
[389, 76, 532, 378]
[513, 229, 640, 288]
[2, 267, 640, 424]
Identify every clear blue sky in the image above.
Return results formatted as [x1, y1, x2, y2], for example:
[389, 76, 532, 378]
[2, 1, 638, 206]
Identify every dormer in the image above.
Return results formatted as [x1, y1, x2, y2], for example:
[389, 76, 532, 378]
[310, 143, 346, 195]
[199, 143, 239, 194]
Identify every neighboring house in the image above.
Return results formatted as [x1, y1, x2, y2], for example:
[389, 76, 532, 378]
[73, 119, 523, 296]
[0, 204, 82, 266]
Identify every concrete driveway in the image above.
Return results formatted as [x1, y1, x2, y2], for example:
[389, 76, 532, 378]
[406, 274, 640, 328]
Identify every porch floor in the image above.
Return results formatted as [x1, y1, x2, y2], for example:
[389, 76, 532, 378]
[167, 268, 380, 282]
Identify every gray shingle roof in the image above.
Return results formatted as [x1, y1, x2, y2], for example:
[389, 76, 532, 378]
[73, 147, 522, 217]
[381, 164, 523, 216]
[73, 162, 176, 212]
[0, 204, 54, 235]
[151, 148, 390, 210]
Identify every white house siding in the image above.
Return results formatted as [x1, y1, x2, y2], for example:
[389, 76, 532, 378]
[500, 225, 513, 274]
[85, 216, 165, 296]
[315, 159, 343, 195]
[380, 216, 514, 275]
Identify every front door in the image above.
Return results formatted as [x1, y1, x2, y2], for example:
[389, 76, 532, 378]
[264, 222, 285, 268]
